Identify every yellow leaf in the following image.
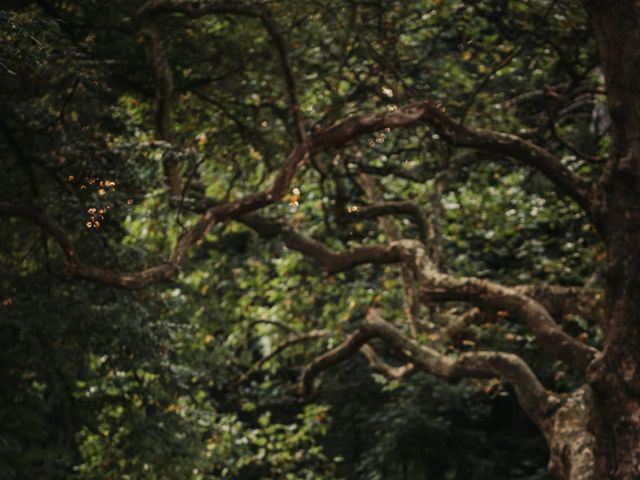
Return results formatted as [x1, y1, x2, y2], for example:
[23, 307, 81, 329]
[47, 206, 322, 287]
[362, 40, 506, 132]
[249, 146, 263, 161]
[462, 50, 473, 61]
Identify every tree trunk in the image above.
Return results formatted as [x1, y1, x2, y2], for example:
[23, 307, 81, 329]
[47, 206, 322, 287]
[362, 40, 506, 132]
[587, 182, 640, 479]
[580, 2, 640, 477]
[548, 386, 595, 480]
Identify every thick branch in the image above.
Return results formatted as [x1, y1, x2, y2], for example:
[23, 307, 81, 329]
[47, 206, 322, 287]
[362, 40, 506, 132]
[1, 101, 436, 287]
[404, 240, 597, 373]
[398, 241, 598, 374]
[239, 222, 597, 374]
[349, 101, 590, 209]
[362, 311, 559, 434]
[415, 103, 591, 211]
[236, 212, 403, 273]
[300, 310, 558, 434]
[514, 285, 604, 326]
[170, 100, 451, 267]
[424, 284, 605, 326]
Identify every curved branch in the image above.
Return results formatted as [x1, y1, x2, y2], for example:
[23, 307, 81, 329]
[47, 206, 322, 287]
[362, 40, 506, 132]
[281, 227, 402, 273]
[424, 284, 605, 326]
[299, 310, 559, 434]
[352, 100, 590, 210]
[397, 240, 598, 374]
[1, 101, 434, 287]
[170, 99, 453, 268]
[0, 202, 180, 288]
[415, 102, 591, 211]
[0, 203, 75, 263]
[515, 284, 604, 326]
[236, 212, 403, 273]
[362, 311, 559, 434]
[236, 222, 598, 373]
[298, 327, 372, 396]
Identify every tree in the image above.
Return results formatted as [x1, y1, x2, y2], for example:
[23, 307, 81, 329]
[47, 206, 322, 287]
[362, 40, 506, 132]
[1, 0, 639, 478]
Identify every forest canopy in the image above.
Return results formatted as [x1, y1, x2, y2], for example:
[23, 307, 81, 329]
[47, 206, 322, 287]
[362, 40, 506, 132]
[1, 1, 640, 479]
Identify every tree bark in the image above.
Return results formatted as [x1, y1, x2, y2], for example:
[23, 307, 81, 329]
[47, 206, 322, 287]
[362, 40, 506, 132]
[586, 183, 640, 479]
[547, 386, 596, 480]
[580, 2, 640, 478]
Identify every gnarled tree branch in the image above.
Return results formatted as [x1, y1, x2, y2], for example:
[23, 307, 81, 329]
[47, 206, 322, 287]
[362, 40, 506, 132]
[365, 310, 559, 434]
[414, 102, 592, 211]
[397, 240, 598, 374]
[0, 101, 437, 287]
[235, 221, 598, 374]
[423, 284, 605, 326]
[300, 310, 559, 434]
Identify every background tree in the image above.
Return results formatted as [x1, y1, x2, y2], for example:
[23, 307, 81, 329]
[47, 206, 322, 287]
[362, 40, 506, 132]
[1, 1, 638, 479]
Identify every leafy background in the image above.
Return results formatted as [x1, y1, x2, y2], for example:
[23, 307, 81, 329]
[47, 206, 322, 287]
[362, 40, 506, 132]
[0, 1, 603, 478]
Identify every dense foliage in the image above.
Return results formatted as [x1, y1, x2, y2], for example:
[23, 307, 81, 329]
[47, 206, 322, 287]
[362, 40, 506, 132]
[1, 1, 610, 479]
